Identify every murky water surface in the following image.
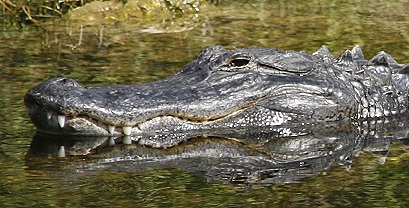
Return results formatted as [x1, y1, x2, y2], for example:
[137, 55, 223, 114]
[1, 0, 409, 207]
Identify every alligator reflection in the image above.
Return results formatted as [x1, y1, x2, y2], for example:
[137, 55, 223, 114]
[27, 118, 409, 186]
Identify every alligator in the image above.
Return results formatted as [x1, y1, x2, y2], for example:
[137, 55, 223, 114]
[25, 45, 409, 140]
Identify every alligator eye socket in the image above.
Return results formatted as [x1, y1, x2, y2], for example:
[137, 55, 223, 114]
[227, 58, 250, 67]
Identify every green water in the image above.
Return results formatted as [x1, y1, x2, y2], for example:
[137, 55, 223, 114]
[1, 0, 409, 207]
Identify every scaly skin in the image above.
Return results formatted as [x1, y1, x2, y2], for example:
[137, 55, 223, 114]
[25, 45, 409, 136]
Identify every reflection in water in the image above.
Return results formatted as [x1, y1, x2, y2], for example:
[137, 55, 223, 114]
[27, 117, 409, 187]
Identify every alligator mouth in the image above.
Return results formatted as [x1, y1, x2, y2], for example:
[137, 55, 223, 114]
[47, 112, 132, 136]
[37, 106, 251, 136]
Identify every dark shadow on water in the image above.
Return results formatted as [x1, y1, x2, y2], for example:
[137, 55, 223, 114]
[25, 117, 409, 187]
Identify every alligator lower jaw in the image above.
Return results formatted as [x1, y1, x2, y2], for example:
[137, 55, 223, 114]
[38, 112, 126, 136]
[62, 116, 133, 136]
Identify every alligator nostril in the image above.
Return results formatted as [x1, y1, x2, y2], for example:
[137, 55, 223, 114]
[54, 78, 80, 88]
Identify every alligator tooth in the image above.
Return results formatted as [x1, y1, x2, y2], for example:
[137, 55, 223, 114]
[58, 146, 66, 158]
[108, 125, 115, 134]
[57, 115, 66, 128]
[108, 137, 116, 146]
[138, 138, 147, 146]
[136, 124, 143, 133]
[47, 112, 52, 120]
[123, 136, 132, 144]
[122, 126, 132, 136]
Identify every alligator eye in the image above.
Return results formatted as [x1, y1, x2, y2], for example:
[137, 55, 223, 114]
[228, 58, 250, 67]
[229, 58, 250, 66]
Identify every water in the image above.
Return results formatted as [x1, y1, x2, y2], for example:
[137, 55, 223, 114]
[1, 0, 409, 207]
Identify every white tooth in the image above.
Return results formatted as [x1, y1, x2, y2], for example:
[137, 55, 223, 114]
[122, 126, 132, 136]
[108, 137, 116, 146]
[135, 124, 143, 134]
[58, 146, 66, 158]
[123, 136, 132, 144]
[47, 112, 52, 120]
[138, 138, 146, 146]
[108, 125, 115, 134]
[57, 115, 66, 128]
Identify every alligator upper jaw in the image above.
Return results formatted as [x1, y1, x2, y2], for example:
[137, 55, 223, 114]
[24, 74, 271, 136]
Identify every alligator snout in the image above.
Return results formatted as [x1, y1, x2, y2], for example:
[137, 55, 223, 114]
[51, 77, 82, 87]
[28, 77, 85, 95]
[25, 78, 88, 114]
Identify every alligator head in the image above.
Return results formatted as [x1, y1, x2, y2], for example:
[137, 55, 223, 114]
[25, 45, 409, 136]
